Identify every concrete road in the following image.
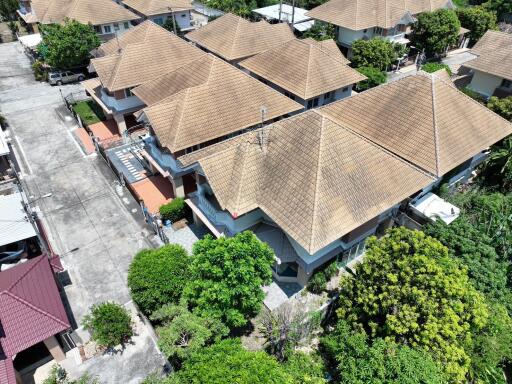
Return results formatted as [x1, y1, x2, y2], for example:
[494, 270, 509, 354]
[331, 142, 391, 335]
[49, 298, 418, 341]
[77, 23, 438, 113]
[0, 42, 165, 383]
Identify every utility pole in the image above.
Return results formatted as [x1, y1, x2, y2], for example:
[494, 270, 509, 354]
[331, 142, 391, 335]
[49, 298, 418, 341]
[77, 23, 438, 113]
[291, 0, 295, 26]
[168, 6, 177, 35]
[278, 0, 283, 23]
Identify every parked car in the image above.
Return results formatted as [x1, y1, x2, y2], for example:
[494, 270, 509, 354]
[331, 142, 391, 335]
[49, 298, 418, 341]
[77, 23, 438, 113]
[48, 70, 85, 85]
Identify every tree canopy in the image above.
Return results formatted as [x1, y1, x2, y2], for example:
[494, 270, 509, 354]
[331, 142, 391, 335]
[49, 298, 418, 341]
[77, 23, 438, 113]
[184, 231, 275, 329]
[488, 96, 512, 122]
[39, 20, 100, 69]
[82, 302, 133, 348]
[350, 38, 401, 71]
[484, 0, 512, 21]
[336, 227, 489, 381]
[456, 6, 497, 43]
[301, 23, 335, 41]
[128, 244, 190, 316]
[0, 0, 18, 20]
[355, 67, 387, 91]
[410, 9, 461, 56]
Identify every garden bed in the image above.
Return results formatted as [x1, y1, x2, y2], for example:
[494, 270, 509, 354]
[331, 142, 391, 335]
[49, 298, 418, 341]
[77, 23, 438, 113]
[72, 100, 105, 126]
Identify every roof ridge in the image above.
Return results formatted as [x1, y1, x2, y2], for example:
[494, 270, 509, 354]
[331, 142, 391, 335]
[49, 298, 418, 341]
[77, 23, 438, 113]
[6, 256, 44, 292]
[430, 73, 441, 176]
[231, 142, 252, 210]
[170, 88, 190, 151]
[304, 43, 314, 100]
[230, 15, 246, 60]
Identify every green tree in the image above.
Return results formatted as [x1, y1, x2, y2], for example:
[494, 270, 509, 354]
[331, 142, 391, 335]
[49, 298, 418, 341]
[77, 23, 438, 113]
[82, 302, 133, 348]
[484, 0, 512, 21]
[282, 352, 327, 384]
[128, 244, 190, 316]
[171, 338, 294, 383]
[0, 0, 19, 20]
[478, 137, 512, 193]
[150, 299, 228, 364]
[39, 19, 100, 69]
[350, 38, 399, 71]
[184, 231, 275, 329]
[301, 22, 335, 41]
[355, 67, 387, 90]
[162, 17, 181, 35]
[488, 96, 512, 121]
[336, 228, 489, 381]
[410, 9, 461, 56]
[321, 321, 446, 384]
[456, 6, 497, 43]
[43, 365, 99, 384]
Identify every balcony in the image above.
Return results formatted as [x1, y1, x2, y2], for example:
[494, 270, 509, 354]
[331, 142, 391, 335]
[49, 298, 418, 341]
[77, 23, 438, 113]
[100, 89, 143, 113]
[143, 136, 186, 176]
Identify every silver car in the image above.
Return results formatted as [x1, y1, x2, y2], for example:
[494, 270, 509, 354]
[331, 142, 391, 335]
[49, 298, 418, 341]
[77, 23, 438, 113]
[48, 71, 85, 85]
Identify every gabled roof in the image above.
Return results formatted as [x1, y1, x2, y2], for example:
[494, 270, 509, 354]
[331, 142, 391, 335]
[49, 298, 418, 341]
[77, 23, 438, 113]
[318, 72, 512, 177]
[239, 38, 366, 100]
[31, 0, 140, 25]
[136, 55, 302, 152]
[0, 256, 70, 359]
[186, 110, 434, 254]
[185, 13, 295, 61]
[91, 21, 205, 91]
[306, 0, 452, 30]
[123, 0, 193, 17]
[302, 38, 350, 63]
[465, 30, 512, 81]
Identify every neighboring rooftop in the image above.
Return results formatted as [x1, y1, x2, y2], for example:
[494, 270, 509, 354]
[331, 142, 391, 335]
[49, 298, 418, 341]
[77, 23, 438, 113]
[123, 0, 193, 17]
[183, 110, 434, 254]
[465, 30, 512, 81]
[29, 0, 140, 25]
[318, 72, 512, 177]
[91, 21, 205, 91]
[135, 54, 302, 152]
[252, 4, 314, 31]
[306, 0, 453, 30]
[185, 13, 295, 61]
[239, 38, 365, 100]
[0, 192, 36, 247]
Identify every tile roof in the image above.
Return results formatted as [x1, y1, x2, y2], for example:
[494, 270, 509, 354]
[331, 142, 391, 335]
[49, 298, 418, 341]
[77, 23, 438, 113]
[136, 54, 302, 152]
[31, 0, 140, 25]
[123, 0, 193, 17]
[188, 110, 434, 254]
[239, 38, 366, 100]
[0, 256, 70, 359]
[91, 21, 205, 91]
[302, 38, 350, 64]
[306, 0, 452, 30]
[185, 13, 295, 61]
[465, 30, 512, 81]
[318, 72, 512, 177]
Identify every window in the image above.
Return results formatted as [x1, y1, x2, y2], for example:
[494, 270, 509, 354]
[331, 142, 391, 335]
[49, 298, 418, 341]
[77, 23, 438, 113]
[94, 25, 102, 34]
[103, 25, 111, 33]
[124, 22, 130, 29]
[154, 17, 164, 25]
[501, 79, 512, 89]
[113, 22, 120, 31]
[342, 87, 349, 92]
[363, 29, 367, 33]
[337, 241, 366, 268]
[307, 97, 319, 109]
[124, 87, 134, 97]
[397, 24, 406, 32]
[273, 262, 298, 278]
[324, 91, 332, 101]
[373, 26, 383, 35]
[181, 13, 186, 17]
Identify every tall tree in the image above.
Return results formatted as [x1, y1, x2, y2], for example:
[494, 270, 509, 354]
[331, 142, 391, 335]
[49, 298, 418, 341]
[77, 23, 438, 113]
[350, 38, 401, 71]
[336, 227, 489, 382]
[410, 9, 461, 56]
[184, 231, 275, 329]
[0, 0, 19, 21]
[484, 0, 512, 21]
[478, 137, 512, 193]
[456, 6, 497, 44]
[39, 19, 100, 69]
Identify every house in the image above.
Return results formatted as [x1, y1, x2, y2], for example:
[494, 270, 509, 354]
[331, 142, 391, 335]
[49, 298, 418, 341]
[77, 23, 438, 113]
[185, 13, 295, 64]
[252, 4, 315, 33]
[0, 256, 71, 384]
[131, 54, 302, 197]
[176, 72, 512, 285]
[83, 21, 205, 135]
[122, 0, 194, 31]
[18, 0, 140, 39]
[306, 0, 454, 57]
[465, 30, 512, 98]
[239, 38, 366, 109]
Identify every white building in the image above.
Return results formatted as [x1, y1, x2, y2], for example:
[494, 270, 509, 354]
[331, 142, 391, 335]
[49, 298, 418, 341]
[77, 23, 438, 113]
[122, 0, 195, 31]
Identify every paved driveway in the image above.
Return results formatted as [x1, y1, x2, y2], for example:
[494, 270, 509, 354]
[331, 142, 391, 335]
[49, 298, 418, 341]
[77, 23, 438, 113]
[0, 42, 165, 383]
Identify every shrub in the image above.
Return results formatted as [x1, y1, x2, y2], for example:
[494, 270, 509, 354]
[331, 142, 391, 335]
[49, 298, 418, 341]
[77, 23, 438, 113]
[487, 96, 512, 121]
[421, 62, 452, 76]
[307, 260, 338, 294]
[32, 60, 48, 82]
[159, 197, 186, 223]
[461, 87, 486, 104]
[82, 302, 133, 348]
[355, 67, 387, 91]
[128, 244, 189, 315]
[43, 365, 98, 384]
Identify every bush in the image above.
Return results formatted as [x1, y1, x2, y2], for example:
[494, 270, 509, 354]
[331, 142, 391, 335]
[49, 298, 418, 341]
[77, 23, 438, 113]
[307, 260, 338, 294]
[128, 244, 190, 315]
[355, 67, 387, 91]
[461, 87, 486, 104]
[82, 302, 133, 348]
[487, 96, 512, 121]
[43, 365, 98, 384]
[421, 62, 452, 76]
[159, 197, 186, 223]
[32, 60, 48, 82]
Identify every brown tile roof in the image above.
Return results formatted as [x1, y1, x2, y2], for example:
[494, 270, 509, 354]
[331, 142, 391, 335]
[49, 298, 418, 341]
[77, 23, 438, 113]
[318, 72, 512, 177]
[32, 0, 140, 25]
[185, 13, 295, 61]
[302, 38, 350, 64]
[306, 0, 452, 30]
[188, 110, 434, 254]
[123, 0, 193, 17]
[137, 55, 303, 152]
[91, 21, 205, 91]
[239, 38, 366, 100]
[465, 30, 512, 81]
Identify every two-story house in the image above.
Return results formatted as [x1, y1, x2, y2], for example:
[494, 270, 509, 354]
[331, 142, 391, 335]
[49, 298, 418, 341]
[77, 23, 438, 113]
[239, 38, 367, 110]
[130, 54, 302, 197]
[176, 72, 512, 285]
[18, 0, 140, 39]
[465, 30, 512, 98]
[306, 0, 454, 58]
[185, 13, 295, 65]
[83, 20, 205, 135]
[122, 0, 194, 31]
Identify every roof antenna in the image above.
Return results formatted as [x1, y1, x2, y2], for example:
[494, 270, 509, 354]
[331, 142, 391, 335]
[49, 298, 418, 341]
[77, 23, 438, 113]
[258, 105, 269, 153]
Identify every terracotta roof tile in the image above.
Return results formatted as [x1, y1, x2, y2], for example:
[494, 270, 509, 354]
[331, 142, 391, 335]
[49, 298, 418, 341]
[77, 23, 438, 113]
[123, 0, 193, 16]
[465, 30, 512, 81]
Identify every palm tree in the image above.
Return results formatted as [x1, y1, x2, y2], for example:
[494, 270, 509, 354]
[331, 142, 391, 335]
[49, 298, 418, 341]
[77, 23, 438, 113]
[479, 137, 512, 192]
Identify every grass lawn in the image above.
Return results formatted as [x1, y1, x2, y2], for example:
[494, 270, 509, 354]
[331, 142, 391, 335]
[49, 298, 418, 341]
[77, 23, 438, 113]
[72, 100, 106, 126]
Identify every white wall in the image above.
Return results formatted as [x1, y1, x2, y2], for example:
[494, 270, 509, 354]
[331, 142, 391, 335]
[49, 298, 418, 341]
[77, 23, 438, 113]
[96, 21, 132, 36]
[469, 70, 503, 98]
[149, 11, 192, 29]
[337, 27, 374, 47]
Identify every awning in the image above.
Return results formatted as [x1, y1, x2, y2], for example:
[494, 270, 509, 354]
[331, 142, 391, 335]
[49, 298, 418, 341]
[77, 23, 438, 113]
[410, 192, 460, 225]
[0, 193, 36, 247]
[293, 20, 314, 32]
[18, 33, 41, 48]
